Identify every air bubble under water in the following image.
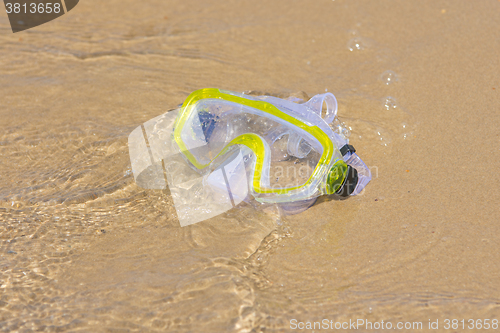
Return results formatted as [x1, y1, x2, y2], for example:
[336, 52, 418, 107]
[381, 70, 398, 85]
[384, 96, 397, 110]
[347, 38, 365, 51]
[400, 122, 415, 140]
[335, 93, 415, 148]
[331, 117, 351, 140]
[341, 127, 351, 139]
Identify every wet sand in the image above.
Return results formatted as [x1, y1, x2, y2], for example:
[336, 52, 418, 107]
[1, 0, 499, 331]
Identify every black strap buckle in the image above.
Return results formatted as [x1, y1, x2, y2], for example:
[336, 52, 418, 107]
[339, 144, 356, 156]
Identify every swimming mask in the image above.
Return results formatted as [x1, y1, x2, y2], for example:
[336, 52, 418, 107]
[128, 88, 371, 226]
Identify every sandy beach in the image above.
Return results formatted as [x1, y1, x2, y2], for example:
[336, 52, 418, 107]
[1, 0, 499, 331]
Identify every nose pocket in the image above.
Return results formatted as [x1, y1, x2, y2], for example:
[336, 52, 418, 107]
[287, 132, 312, 159]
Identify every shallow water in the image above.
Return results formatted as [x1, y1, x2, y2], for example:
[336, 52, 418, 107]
[1, 0, 499, 332]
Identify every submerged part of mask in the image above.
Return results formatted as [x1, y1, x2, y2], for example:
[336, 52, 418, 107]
[128, 89, 371, 226]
